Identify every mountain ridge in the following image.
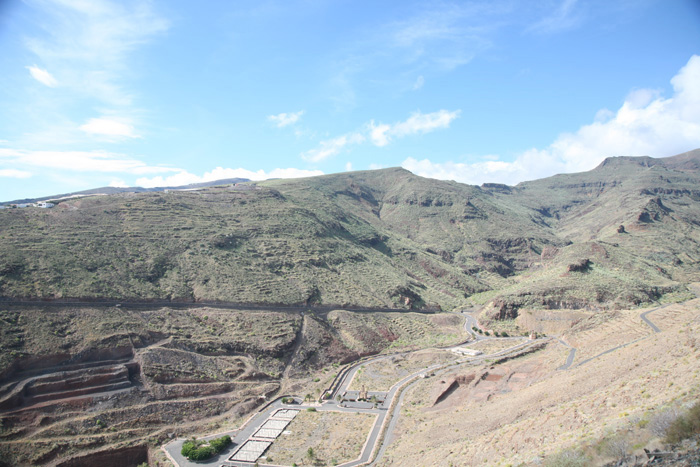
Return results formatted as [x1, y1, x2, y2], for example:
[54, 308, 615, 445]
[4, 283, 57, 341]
[0, 150, 699, 316]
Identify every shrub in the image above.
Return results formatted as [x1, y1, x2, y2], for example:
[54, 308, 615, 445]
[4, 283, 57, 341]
[181, 440, 198, 457]
[188, 446, 215, 461]
[665, 401, 700, 444]
[544, 449, 590, 467]
[307, 407, 317, 412]
[501, 331, 509, 337]
[603, 436, 630, 458]
[650, 407, 681, 437]
[209, 435, 232, 453]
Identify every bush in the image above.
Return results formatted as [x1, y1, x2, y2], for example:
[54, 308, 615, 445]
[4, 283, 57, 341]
[181, 440, 198, 457]
[544, 449, 590, 467]
[307, 407, 317, 412]
[209, 435, 232, 453]
[666, 401, 700, 444]
[650, 407, 681, 437]
[603, 436, 630, 458]
[188, 446, 215, 461]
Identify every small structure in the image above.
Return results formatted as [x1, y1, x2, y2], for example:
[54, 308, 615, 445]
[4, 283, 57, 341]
[529, 331, 536, 340]
[451, 347, 482, 356]
[36, 202, 54, 208]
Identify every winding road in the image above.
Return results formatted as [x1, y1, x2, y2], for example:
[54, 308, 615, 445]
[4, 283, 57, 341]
[163, 311, 540, 467]
[556, 285, 700, 370]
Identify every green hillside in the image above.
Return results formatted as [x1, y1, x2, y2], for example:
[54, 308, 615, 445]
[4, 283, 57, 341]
[1, 150, 699, 314]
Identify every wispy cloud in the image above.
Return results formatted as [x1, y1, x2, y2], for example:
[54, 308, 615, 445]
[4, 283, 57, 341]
[0, 169, 32, 179]
[388, 3, 501, 71]
[79, 117, 139, 139]
[527, 0, 582, 34]
[371, 110, 461, 147]
[26, 0, 168, 107]
[26, 65, 58, 87]
[412, 75, 425, 90]
[0, 148, 176, 174]
[303, 109, 460, 161]
[302, 133, 365, 162]
[268, 111, 304, 128]
[403, 55, 700, 185]
[135, 167, 324, 188]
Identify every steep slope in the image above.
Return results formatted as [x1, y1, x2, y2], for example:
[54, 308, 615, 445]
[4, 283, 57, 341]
[0, 150, 699, 314]
[476, 150, 700, 318]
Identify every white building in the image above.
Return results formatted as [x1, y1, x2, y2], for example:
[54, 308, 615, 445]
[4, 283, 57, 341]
[451, 347, 483, 356]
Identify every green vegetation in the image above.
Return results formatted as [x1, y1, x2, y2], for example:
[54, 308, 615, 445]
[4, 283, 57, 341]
[665, 401, 700, 444]
[181, 435, 231, 461]
[188, 445, 215, 461]
[1, 154, 698, 314]
[209, 435, 232, 453]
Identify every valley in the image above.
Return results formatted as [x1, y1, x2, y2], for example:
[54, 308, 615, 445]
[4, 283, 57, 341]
[1, 150, 700, 466]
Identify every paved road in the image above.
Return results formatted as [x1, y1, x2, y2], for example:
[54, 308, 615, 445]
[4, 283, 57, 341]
[461, 310, 489, 341]
[554, 338, 577, 371]
[640, 305, 667, 333]
[557, 298, 679, 370]
[164, 336, 539, 467]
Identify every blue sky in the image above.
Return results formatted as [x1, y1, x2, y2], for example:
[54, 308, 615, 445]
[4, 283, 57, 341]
[1, 0, 699, 201]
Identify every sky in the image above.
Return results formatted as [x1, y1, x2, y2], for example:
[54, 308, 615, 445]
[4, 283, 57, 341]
[1, 0, 699, 201]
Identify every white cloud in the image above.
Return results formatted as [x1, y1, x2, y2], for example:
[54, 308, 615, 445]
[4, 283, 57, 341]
[79, 117, 138, 138]
[369, 122, 392, 147]
[0, 169, 32, 179]
[135, 167, 324, 188]
[268, 111, 304, 128]
[412, 75, 425, 90]
[26, 65, 58, 87]
[302, 109, 460, 161]
[370, 110, 461, 147]
[345, 162, 353, 171]
[26, 0, 168, 106]
[109, 179, 128, 188]
[403, 55, 700, 186]
[302, 133, 365, 162]
[0, 148, 176, 174]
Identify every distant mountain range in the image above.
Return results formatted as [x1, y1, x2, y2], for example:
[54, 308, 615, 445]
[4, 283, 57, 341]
[3, 178, 251, 204]
[1, 149, 699, 316]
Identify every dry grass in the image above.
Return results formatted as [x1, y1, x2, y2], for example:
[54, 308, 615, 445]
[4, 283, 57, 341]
[376, 299, 700, 466]
[262, 410, 376, 466]
[349, 350, 454, 392]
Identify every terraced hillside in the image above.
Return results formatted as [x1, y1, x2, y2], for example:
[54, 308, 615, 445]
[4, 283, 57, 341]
[1, 150, 699, 315]
[0, 304, 467, 466]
